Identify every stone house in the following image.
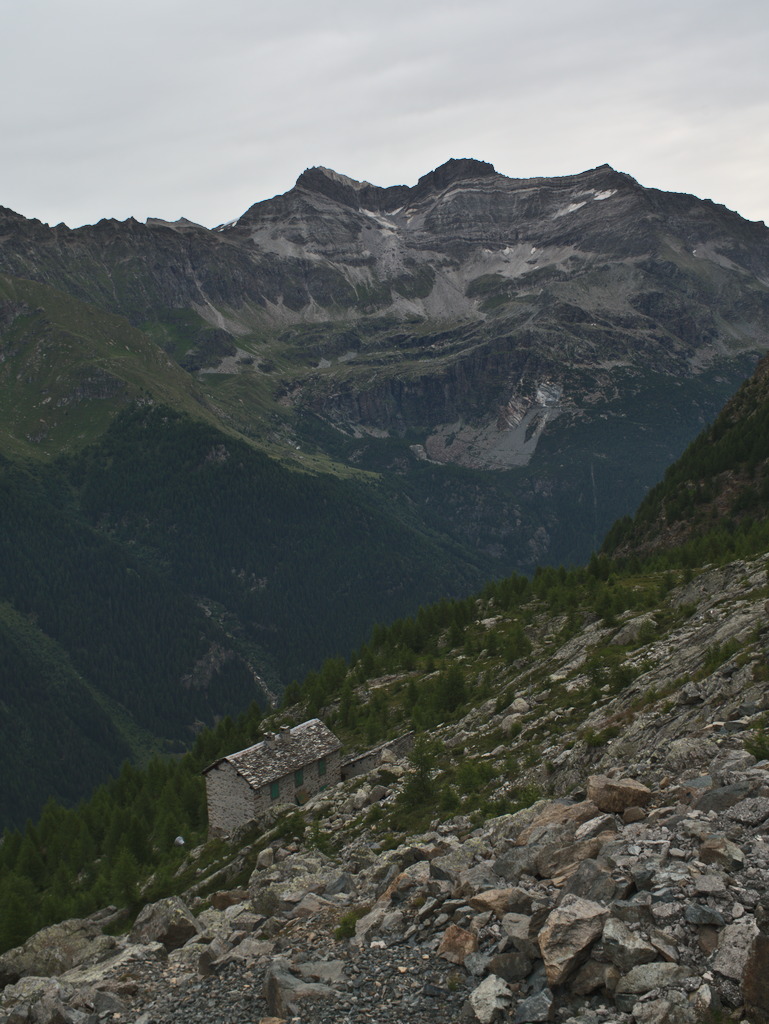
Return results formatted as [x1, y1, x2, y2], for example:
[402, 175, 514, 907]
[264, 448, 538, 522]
[203, 719, 342, 837]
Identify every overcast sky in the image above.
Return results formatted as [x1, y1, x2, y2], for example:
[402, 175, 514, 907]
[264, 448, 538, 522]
[3, 0, 768, 229]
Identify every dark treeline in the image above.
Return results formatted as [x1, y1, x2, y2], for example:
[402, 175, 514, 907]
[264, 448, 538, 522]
[0, 703, 264, 954]
[0, 548, 655, 955]
[290, 553, 672, 749]
[603, 356, 769, 561]
[0, 405, 488, 827]
[65, 405, 488, 685]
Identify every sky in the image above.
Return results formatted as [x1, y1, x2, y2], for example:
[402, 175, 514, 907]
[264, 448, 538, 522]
[2, 0, 768, 229]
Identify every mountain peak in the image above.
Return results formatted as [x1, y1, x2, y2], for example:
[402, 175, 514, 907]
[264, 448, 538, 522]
[298, 166, 371, 191]
[415, 157, 497, 193]
[294, 166, 377, 207]
[294, 159, 498, 208]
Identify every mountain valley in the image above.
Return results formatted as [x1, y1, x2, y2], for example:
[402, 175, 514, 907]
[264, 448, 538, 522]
[2, 157, 769, 909]
[3, 336, 769, 1019]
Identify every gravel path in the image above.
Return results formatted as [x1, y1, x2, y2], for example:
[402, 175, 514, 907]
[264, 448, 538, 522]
[134, 941, 470, 1024]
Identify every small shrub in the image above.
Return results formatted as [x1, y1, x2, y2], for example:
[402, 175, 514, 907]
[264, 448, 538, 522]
[700, 639, 740, 677]
[447, 971, 462, 992]
[365, 804, 384, 824]
[307, 821, 333, 855]
[334, 905, 372, 941]
[439, 787, 460, 814]
[636, 620, 658, 645]
[274, 810, 305, 843]
[254, 888, 280, 917]
[745, 727, 769, 762]
[584, 725, 621, 748]
[509, 784, 541, 812]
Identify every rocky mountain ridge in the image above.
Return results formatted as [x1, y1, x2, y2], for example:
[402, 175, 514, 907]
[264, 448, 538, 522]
[3, 550, 769, 1024]
[3, 158, 768, 574]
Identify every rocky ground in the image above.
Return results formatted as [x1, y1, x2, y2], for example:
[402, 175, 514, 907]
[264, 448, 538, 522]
[3, 751, 769, 1024]
[3, 557, 769, 1024]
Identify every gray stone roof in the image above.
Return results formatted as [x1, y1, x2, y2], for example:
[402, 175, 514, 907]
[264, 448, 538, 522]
[205, 719, 341, 790]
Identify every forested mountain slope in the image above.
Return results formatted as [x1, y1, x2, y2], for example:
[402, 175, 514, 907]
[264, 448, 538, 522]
[5, 342, 769, 962]
[603, 352, 769, 562]
[3, 158, 769, 827]
[0, 407, 490, 828]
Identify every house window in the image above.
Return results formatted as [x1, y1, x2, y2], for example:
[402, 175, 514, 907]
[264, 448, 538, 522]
[270, 781, 280, 800]
[294, 768, 304, 787]
[318, 758, 326, 776]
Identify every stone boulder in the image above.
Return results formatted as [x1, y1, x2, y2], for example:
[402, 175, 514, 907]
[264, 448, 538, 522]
[437, 923, 479, 964]
[248, 849, 339, 909]
[61, 941, 168, 989]
[469, 888, 523, 918]
[129, 896, 201, 951]
[501, 912, 539, 959]
[712, 917, 760, 980]
[537, 894, 609, 985]
[516, 800, 600, 843]
[535, 837, 607, 880]
[513, 987, 554, 1023]
[698, 836, 745, 871]
[468, 974, 512, 1024]
[493, 845, 539, 884]
[587, 775, 651, 813]
[256, 847, 275, 870]
[0, 918, 117, 987]
[614, 961, 693, 995]
[264, 958, 339, 1018]
[601, 917, 658, 973]
[353, 905, 406, 946]
[743, 933, 769, 1022]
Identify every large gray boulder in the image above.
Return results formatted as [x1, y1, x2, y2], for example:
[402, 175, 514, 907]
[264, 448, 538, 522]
[615, 961, 693, 995]
[264, 958, 339, 1018]
[601, 917, 659, 973]
[586, 775, 651, 813]
[0, 918, 117, 987]
[468, 974, 512, 1024]
[537, 894, 609, 985]
[129, 896, 201, 951]
[712, 917, 760, 981]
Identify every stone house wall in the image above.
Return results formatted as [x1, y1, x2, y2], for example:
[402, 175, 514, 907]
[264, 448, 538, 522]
[341, 732, 414, 781]
[205, 761, 259, 838]
[207, 748, 343, 836]
[258, 748, 343, 813]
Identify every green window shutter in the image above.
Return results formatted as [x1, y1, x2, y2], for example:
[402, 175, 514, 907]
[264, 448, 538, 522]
[318, 758, 326, 776]
[294, 768, 304, 787]
[270, 781, 280, 800]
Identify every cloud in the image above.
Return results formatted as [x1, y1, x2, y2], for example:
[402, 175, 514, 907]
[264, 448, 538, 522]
[2, 0, 767, 227]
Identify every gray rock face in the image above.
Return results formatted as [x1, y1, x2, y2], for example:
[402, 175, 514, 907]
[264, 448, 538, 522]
[698, 836, 745, 871]
[468, 974, 512, 1024]
[586, 775, 651, 813]
[537, 894, 609, 985]
[0, 918, 117, 988]
[129, 897, 201, 951]
[711, 918, 760, 980]
[615, 961, 693, 995]
[601, 917, 658, 973]
[263, 958, 339, 1018]
[512, 987, 554, 1023]
[2, 162, 768, 591]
